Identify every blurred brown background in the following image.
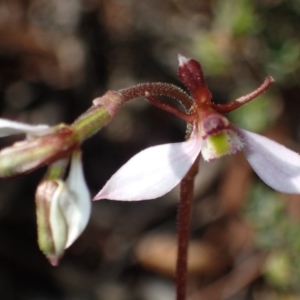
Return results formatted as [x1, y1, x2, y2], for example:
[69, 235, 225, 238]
[0, 0, 300, 299]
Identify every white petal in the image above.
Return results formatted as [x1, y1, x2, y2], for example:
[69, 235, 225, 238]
[237, 127, 300, 194]
[94, 129, 202, 201]
[0, 118, 50, 137]
[60, 150, 91, 248]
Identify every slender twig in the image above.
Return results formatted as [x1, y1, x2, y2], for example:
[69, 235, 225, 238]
[176, 155, 200, 300]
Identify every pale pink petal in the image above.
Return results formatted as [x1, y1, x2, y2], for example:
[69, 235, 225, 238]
[236, 126, 300, 194]
[94, 129, 202, 201]
[0, 118, 50, 137]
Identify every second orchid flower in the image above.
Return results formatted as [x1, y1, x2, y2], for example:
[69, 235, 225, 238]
[94, 55, 300, 201]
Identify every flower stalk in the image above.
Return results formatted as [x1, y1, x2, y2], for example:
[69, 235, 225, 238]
[72, 91, 124, 142]
[176, 154, 200, 300]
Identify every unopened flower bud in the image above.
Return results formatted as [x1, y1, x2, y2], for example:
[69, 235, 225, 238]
[35, 151, 91, 265]
[36, 180, 68, 265]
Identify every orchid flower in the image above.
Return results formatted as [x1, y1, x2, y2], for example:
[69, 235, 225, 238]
[95, 55, 300, 201]
[0, 91, 124, 264]
[0, 119, 91, 264]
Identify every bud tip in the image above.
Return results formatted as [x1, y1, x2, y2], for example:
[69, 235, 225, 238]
[178, 54, 190, 67]
[48, 257, 60, 267]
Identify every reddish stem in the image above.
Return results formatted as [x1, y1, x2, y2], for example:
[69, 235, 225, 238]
[119, 82, 193, 112]
[211, 76, 274, 113]
[145, 92, 196, 123]
[176, 155, 200, 300]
